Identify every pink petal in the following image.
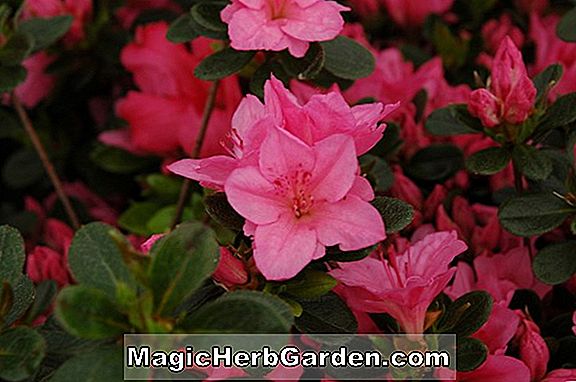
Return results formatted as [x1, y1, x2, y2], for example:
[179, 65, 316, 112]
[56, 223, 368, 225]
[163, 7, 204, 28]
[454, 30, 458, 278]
[167, 156, 238, 190]
[281, 1, 348, 42]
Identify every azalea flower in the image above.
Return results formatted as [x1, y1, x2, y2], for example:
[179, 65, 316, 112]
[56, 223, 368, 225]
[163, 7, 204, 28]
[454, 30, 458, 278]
[221, 0, 349, 57]
[330, 231, 467, 336]
[380, 0, 454, 27]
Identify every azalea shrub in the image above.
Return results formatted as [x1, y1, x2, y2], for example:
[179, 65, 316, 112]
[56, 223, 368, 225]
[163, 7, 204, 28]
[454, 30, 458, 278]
[1, 0, 576, 381]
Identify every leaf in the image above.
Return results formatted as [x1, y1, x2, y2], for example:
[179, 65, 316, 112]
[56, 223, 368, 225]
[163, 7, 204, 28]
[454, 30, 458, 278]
[194, 47, 255, 80]
[117, 202, 160, 237]
[279, 43, 325, 80]
[360, 154, 394, 192]
[90, 144, 157, 174]
[148, 222, 220, 316]
[2, 149, 44, 189]
[18, 15, 73, 51]
[166, 14, 198, 43]
[371, 197, 414, 234]
[538, 93, 576, 132]
[4, 275, 34, 327]
[283, 270, 337, 299]
[320, 36, 374, 80]
[533, 241, 576, 285]
[405, 144, 464, 182]
[189, 1, 228, 40]
[204, 192, 245, 231]
[557, 6, 576, 42]
[533, 64, 563, 103]
[68, 223, 137, 297]
[0, 32, 32, 66]
[457, 337, 487, 372]
[146, 205, 194, 233]
[49, 347, 124, 382]
[0, 65, 26, 92]
[145, 174, 182, 200]
[295, 292, 357, 334]
[437, 291, 493, 337]
[0, 225, 25, 286]
[324, 246, 373, 263]
[183, 290, 294, 333]
[512, 145, 553, 181]
[0, 327, 46, 381]
[23, 280, 57, 325]
[498, 193, 574, 237]
[466, 147, 511, 175]
[425, 104, 483, 136]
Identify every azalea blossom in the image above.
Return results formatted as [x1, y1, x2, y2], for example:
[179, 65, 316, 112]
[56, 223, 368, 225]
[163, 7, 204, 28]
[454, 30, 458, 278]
[381, 0, 454, 27]
[221, 0, 349, 57]
[330, 231, 467, 336]
[468, 36, 536, 128]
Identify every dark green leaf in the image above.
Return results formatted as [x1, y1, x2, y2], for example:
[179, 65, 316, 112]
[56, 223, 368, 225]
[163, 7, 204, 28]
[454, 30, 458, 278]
[0, 32, 32, 65]
[195, 47, 255, 80]
[406, 144, 464, 182]
[205, 192, 245, 231]
[360, 154, 394, 192]
[166, 14, 198, 43]
[371, 196, 414, 234]
[148, 222, 220, 316]
[425, 104, 483, 136]
[0, 327, 45, 381]
[4, 275, 34, 327]
[183, 290, 294, 333]
[0, 65, 26, 92]
[49, 347, 124, 382]
[324, 246, 373, 262]
[90, 144, 157, 174]
[0, 225, 25, 286]
[279, 43, 325, 80]
[437, 291, 493, 337]
[538, 93, 576, 132]
[557, 7, 576, 42]
[533, 241, 576, 285]
[284, 270, 337, 299]
[320, 36, 374, 80]
[23, 280, 57, 325]
[145, 174, 182, 200]
[2, 149, 44, 189]
[189, 1, 228, 39]
[533, 64, 563, 103]
[498, 193, 574, 237]
[68, 223, 137, 297]
[55, 286, 129, 339]
[18, 15, 73, 51]
[512, 145, 553, 181]
[466, 147, 511, 175]
[295, 292, 357, 334]
[457, 337, 487, 372]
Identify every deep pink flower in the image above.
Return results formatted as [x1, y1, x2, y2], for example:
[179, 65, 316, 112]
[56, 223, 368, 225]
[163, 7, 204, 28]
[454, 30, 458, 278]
[213, 248, 249, 288]
[542, 369, 576, 382]
[381, 0, 454, 27]
[26, 246, 70, 287]
[515, 0, 548, 15]
[478, 14, 525, 68]
[331, 231, 467, 336]
[514, 311, 549, 382]
[469, 36, 536, 128]
[14, 52, 56, 108]
[450, 355, 531, 382]
[225, 127, 384, 280]
[221, 0, 349, 57]
[573, 311, 576, 336]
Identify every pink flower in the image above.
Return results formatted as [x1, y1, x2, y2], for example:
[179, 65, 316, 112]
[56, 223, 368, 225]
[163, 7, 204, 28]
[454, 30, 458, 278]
[330, 231, 467, 336]
[225, 127, 384, 280]
[213, 248, 249, 288]
[513, 311, 549, 382]
[573, 311, 576, 336]
[111, 22, 241, 156]
[221, 0, 349, 57]
[451, 355, 531, 382]
[23, 0, 92, 45]
[381, 0, 454, 27]
[478, 14, 525, 68]
[26, 246, 71, 287]
[469, 36, 536, 128]
[542, 369, 576, 382]
[515, 0, 548, 15]
[14, 52, 56, 108]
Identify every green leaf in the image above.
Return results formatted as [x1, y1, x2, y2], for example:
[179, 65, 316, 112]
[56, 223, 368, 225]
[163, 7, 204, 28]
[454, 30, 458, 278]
[146, 205, 194, 233]
[431, 20, 469, 69]
[2, 149, 44, 189]
[18, 15, 73, 51]
[466, 147, 511, 175]
[4, 275, 34, 327]
[437, 291, 493, 337]
[90, 144, 157, 174]
[360, 154, 394, 192]
[371, 196, 414, 234]
[324, 246, 373, 263]
[0, 225, 25, 286]
[189, 1, 228, 39]
[425, 104, 483, 136]
[406, 144, 464, 182]
[498, 193, 575, 237]
[166, 14, 198, 43]
[204, 192, 245, 231]
[117, 202, 160, 236]
[0, 65, 26, 92]
[183, 290, 294, 333]
[23, 280, 57, 325]
[68, 223, 137, 297]
[195, 47, 255, 80]
[557, 7, 576, 42]
[295, 292, 357, 334]
[457, 337, 487, 372]
[0, 327, 46, 381]
[49, 347, 124, 382]
[538, 93, 576, 132]
[0, 32, 33, 66]
[512, 145, 553, 181]
[279, 43, 325, 80]
[145, 174, 182, 200]
[55, 286, 130, 340]
[283, 270, 337, 299]
[148, 222, 220, 316]
[320, 36, 374, 80]
[533, 64, 563, 103]
[533, 241, 576, 285]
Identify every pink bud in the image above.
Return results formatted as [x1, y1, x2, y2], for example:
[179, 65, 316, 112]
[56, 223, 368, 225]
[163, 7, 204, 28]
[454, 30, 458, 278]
[213, 248, 248, 288]
[514, 311, 550, 382]
[26, 246, 70, 287]
[140, 234, 165, 253]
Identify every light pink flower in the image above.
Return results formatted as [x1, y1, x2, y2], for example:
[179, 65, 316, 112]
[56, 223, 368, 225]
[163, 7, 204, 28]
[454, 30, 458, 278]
[331, 231, 467, 336]
[225, 127, 384, 280]
[221, 0, 349, 57]
[381, 0, 454, 27]
[469, 36, 536, 128]
[14, 52, 56, 108]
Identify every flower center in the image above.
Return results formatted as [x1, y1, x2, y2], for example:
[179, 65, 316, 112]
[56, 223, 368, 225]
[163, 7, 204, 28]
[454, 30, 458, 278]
[267, 0, 289, 20]
[273, 167, 314, 219]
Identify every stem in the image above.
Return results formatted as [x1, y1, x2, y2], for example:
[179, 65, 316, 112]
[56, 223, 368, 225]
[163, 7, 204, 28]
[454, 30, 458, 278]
[512, 159, 534, 257]
[170, 80, 221, 230]
[13, 95, 80, 230]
